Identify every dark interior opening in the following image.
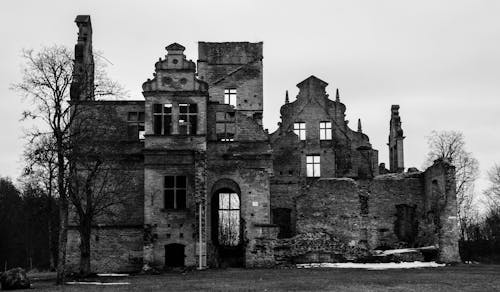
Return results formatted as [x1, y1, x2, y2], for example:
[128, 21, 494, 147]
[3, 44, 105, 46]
[165, 243, 185, 268]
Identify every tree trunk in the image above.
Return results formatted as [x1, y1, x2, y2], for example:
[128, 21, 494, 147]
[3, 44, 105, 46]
[55, 146, 68, 285]
[79, 218, 92, 276]
[56, 197, 68, 284]
[46, 185, 55, 271]
[48, 220, 55, 271]
[47, 208, 56, 270]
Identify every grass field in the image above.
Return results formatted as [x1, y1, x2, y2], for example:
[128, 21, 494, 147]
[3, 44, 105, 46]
[31, 264, 500, 291]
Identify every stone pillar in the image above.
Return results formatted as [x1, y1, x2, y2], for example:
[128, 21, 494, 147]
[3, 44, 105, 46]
[194, 150, 208, 268]
[438, 161, 461, 263]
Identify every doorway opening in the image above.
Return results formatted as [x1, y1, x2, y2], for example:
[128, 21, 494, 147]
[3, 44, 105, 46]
[211, 188, 244, 267]
[165, 243, 185, 268]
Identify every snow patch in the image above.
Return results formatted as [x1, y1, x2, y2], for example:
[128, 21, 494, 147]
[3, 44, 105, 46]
[66, 281, 130, 285]
[373, 245, 437, 256]
[297, 261, 445, 270]
[375, 248, 418, 255]
[97, 273, 130, 277]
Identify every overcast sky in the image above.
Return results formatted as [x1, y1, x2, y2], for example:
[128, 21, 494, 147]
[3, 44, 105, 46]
[1, 0, 500, 201]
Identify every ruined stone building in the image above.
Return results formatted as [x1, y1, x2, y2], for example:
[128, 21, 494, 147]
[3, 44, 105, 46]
[66, 15, 460, 272]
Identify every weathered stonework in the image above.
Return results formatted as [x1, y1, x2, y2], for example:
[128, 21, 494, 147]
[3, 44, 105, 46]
[66, 15, 460, 273]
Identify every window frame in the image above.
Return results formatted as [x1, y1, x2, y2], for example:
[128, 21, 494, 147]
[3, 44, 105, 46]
[127, 111, 145, 140]
[306, 155, 321, 177]
[216, 111, 235, 142]
[153, 103, 172, 135]
[179, 103, 198, 135]
[319, 121, 332, 140]
[164, 175, 187, 210]
[293, 122, 306, 140]
[224, 88, 237, 108]
[218, 192, 240, 246]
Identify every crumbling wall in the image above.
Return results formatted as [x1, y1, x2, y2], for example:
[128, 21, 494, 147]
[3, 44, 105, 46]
[66, 101, 145, 273]
[273, 160, 461, 265]
[364, 173, 424, 249]
[274, 178, 369, 263]
[197, 42, 263, 122]
[423, 159, 461, 262]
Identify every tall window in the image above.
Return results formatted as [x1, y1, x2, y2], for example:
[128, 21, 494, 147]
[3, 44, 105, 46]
[293, 122, 306, 140]
[218, 192, 240, 246]
[319, 121, 332, 140]
[179, 103, 198, 135]
[127, 111, 145, 140]
[153, 103, 172, 135]
[224, 89, 237, 107]
[306, 155, 321, 177]
[216, 111, 235, 142]
[164, 176, 186, 209]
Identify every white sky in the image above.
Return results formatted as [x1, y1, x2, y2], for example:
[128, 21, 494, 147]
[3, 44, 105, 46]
[1, 0, 500, 200]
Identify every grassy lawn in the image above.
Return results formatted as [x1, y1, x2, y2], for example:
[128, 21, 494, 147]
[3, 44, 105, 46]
[31, 264, 500, 291]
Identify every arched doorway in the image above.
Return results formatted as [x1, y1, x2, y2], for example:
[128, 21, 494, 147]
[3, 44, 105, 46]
[165, 243, 185, 268]
[211, 180, 244, 267]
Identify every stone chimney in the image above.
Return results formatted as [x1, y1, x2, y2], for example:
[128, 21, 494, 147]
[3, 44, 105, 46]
[70, 15, 94, 101]
[388, 105, 405, 173]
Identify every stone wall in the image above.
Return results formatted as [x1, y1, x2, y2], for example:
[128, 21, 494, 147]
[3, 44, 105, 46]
[273, 162, 460, 264]
[206, 140, 274, 267]
[66, 101, 145, 273]
[362, 173, 425, 249]
[270, 76, 378, 180]
[66, 227, 143, 273]
[197, 42, 263, 123]
[423, 159, 461, 262]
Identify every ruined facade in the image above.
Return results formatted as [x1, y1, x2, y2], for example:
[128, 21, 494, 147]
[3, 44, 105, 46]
[66, 16, 460, 272]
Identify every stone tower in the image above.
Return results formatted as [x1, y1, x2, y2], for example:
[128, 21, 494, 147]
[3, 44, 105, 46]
[142, 43, 209, 268]
[388, 105, 405, 173]
[70, 15, 94, 101]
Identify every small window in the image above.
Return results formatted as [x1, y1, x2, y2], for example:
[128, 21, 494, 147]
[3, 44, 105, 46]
[127, 111, 145, 140]
[293, 122, 306, 140]
[224, 89, 237, 107]
[164, 176, 187, 209]
[153, 103, 172, 135]
[319, 122, 332, 140]
[306, 155, 321, 177]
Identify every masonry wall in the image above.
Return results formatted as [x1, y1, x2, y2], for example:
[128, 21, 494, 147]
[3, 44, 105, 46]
[270, 76, 378, 180]
[198, 42, 264, 122]
[66, 228, 143, 272]
[273, 163, 460, 264]
[66, 102, 145, 273]
[423, 159, 461, 262]
[361, 173, 425, 249]
[206, 140, 274, 267]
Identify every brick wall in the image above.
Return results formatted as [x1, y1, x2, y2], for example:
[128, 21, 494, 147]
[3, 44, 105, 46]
[66, 227, 143, 273]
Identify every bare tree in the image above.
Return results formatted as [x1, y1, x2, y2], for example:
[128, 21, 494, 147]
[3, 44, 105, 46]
[22, 134, 58, 270]
[13, 45, 125, 283]
[13, 45, 74, 284]
[425, 130, 479, 239]
[484, 164, 500, 209]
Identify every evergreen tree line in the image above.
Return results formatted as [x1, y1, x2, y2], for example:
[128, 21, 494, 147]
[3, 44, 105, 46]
[0, 177, 58, 271]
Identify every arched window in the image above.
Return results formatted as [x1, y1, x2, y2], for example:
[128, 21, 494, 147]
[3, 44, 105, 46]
[218, 192, 240, 246]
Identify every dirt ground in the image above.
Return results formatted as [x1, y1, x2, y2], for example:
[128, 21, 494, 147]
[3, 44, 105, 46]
[30, 264, 500, 291]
